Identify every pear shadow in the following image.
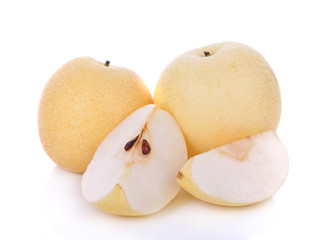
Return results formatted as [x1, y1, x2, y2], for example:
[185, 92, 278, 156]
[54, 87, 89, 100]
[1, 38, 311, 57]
[40, 166, 277, 240]
[145, 189, 195, 218]
[146, 196, 276, 240]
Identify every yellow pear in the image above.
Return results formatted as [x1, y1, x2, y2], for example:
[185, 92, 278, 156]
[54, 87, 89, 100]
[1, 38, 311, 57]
[38, 57, 153, 173]
[154, 42, 281, 157]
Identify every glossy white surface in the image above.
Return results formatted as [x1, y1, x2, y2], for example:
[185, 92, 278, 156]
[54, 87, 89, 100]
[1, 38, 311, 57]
[1, 0, 323, 239]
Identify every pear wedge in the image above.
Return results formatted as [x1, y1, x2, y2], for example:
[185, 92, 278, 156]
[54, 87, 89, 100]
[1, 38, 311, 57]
[82, 104, 187, 216]
[177, 131, 288, 206]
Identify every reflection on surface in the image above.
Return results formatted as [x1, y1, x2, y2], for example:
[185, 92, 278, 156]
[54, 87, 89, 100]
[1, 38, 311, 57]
[40, 166, 275, 240]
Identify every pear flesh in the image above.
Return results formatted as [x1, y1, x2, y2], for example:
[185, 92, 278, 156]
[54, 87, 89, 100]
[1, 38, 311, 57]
[81, 104, 187, 215]
[177, 131, 289, 206]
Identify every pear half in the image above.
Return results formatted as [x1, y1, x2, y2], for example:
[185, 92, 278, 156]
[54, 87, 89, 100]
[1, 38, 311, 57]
[81, 104, 187, 216]
[177, 131, 288, 206]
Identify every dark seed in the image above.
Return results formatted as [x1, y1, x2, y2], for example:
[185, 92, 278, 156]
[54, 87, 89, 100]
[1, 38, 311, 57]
[142, 139, 151, 155]
[124, 135, 139, 151]
[204, 51, 210, 57]
[104, 60, 110, 67]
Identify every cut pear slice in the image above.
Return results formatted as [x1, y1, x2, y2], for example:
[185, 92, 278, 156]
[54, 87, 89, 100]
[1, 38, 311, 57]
[81, 104, 187, 216]
[177, 131, 289, 206]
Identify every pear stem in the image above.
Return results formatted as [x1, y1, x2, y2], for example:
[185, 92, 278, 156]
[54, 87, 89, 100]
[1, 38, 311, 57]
[204, 51, 210, 57]
[104, 60, 110, 67]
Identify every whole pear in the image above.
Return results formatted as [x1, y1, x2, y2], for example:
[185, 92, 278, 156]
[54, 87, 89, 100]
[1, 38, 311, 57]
[154, 42, 281, 157]
[38, 57, 153, 173]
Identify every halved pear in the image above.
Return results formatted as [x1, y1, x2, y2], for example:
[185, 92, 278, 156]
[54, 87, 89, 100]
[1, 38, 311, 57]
[81, 104, 187, 216]
[177, 131, 289, 206]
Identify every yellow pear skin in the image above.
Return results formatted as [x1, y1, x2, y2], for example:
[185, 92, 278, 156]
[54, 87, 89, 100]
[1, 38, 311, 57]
[154, 42, 281, 157]
[38, 57, 153, 173]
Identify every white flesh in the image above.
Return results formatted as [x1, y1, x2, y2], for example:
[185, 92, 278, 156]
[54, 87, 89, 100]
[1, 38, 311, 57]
[192, 131, 289, 203]
[81, 104, 187, 213]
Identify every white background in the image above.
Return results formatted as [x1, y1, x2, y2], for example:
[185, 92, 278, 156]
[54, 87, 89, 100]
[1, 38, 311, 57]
[1, 0, 323, 239]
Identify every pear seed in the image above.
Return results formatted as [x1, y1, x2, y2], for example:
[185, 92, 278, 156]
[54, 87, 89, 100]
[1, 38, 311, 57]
[142, 139, 151, 155]
[124, 135, 139, 151]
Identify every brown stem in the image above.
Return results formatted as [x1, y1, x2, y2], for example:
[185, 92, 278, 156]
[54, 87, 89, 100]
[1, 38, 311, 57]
[204, 51, 210, 57]
[104, 60, 110, 67]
